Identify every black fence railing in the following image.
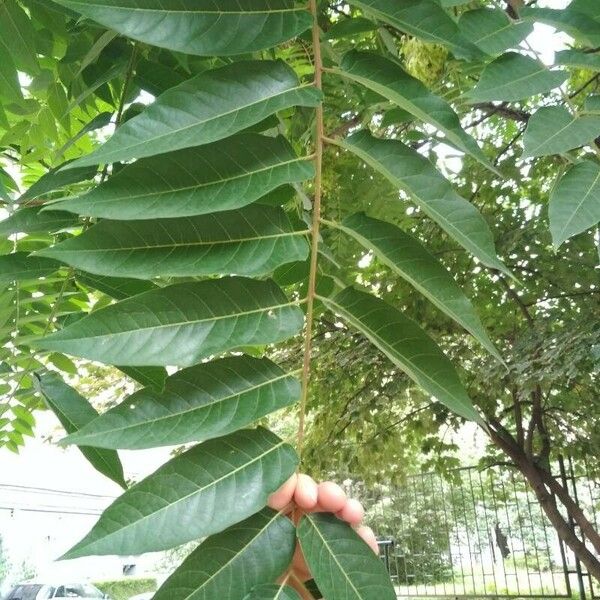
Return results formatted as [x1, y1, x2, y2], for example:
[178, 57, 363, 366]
[344, 458, 600, 598]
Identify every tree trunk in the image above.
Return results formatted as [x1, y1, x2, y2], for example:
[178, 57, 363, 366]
[486, 425, 600, 582]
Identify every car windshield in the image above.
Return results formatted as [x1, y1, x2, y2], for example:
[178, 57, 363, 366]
[6, 585, 44, 600]
[54, 584, 104, 598]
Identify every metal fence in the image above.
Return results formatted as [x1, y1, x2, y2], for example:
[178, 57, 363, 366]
[347, 458, 600, 599]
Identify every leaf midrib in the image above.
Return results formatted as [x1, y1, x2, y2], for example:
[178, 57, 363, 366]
[81, 155, 312, 204]
[50, 229, 310, 254]
[48, 299, 299, 341]
[60, 0, 303, 15]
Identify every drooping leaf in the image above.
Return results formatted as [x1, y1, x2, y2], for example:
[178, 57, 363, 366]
[338, 51, 496, 173]
[62, 427, 298, 558]
[50, 133, 314, 219]
[458, 8, 532, 55]
[549, 160, 600, 248]
[36, 205, 309, 279]
[154, 509, 296, 600]
[61, 355, 300, 449]
[321, 286, 480, 421]
[0, 0, 39, 73]
[337, 213, 500, 360]
[298, 512, 396, 600]
[18, 164, 98, 202]
[555, 49, 600, 71]
[522, 106, 600, 157]
[33, 372, 126, 488]
[0, 44, 22, 103]
[244, 584, 302, 600]
[51, 0, 312, 57]
[347, 0, 482, 60]
[465, 52, 567, 103]
[66, 62, 322, 169]
[34, 277, 304, 366]
[0, 207, 78, 236]
[75, 272, 156, 300]
[0, 253, 61, 283]
[337, 131, 509, 275]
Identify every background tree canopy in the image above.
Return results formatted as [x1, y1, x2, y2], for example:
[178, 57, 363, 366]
[0, 0, 599, 596]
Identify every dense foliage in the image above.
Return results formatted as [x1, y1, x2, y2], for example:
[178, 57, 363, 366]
[1, 0, 599, 597]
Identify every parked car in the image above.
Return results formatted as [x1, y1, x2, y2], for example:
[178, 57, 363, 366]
[4, 582, 111, 600]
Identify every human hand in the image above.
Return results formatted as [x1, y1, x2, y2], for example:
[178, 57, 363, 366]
[268, 473, 379, 596]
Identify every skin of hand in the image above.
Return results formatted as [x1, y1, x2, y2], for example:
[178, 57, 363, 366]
[268, 473, 379, 598]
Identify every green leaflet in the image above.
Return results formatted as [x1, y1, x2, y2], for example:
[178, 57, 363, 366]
[0, 253, 62, 283]
[0, 0, 39, 73]
[244, 584, 302, 600]
[62, 355, 300, 449]
[33, 372, 126, 488]
[347, 0, 482, 60]
[336, 213, 500, 361]
[50, 134, 314, 220]
[63, 427, 298, 558]
[0, 44, 22, 103]
[522, 106, 600, 157]
[458, 8, 532, 55]
[66, 61, 322, 169]
[555, 49, 600, 71]
[337, 131, 509, 275]
[50, 0, 312, 57]
[298, 513, 396, 600]
[465, 52, 567, 103]
[0, 207, 78, 236]
[36, 204, 310, 279]
[549, 161, 600, 248]
[154, 509, 296, 600]
[34, 277, 304, 366]
[568, 0, 600, 20]
[18, 164, 98, 202]
[322, 287, 479, 421]
[338, 51, 496, 174]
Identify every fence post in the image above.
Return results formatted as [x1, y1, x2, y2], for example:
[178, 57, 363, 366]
[559, 455, 586, 599]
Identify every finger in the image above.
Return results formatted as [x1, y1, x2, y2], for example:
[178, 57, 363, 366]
[317, 481, 347, 513]
[336, 498, 364, 526]
[294, 474, 319, 510]
[357, 525, 379, 555]
[268, 474, 297, 511]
